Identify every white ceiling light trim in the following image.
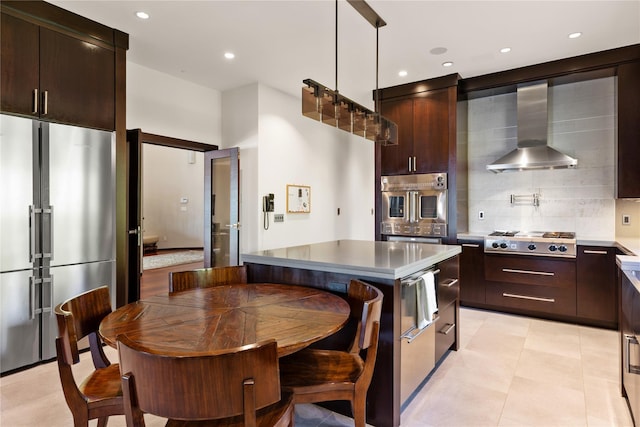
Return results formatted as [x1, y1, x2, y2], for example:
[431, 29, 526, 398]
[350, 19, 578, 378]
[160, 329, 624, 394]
[569, 32, 582, 39]
[135, 11, 149, 20]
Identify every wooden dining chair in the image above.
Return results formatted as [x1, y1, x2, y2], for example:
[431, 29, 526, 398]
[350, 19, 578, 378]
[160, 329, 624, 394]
[54, 285, 123, 427]
[117, 335, 294, 427]
[278, 279, 383, 427]
[168, 265, 248, 293]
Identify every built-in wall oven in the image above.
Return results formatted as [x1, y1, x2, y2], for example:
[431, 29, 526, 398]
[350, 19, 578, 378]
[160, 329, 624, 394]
[381, 173, 447, 240]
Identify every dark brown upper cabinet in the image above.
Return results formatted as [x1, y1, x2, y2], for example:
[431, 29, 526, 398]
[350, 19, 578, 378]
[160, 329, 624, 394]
[1, 9, 115, 130]
[617, 60, 640, 199]
[379, 84, 457, 176]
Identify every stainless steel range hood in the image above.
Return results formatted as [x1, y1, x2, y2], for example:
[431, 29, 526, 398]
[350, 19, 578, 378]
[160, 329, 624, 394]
[487, 81, 577, 173]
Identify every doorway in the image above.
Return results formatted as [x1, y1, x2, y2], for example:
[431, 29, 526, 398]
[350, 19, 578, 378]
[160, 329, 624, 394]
[126, 130, 239, 302]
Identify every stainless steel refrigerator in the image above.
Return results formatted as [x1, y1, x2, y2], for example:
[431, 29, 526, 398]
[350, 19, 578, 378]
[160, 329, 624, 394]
[0, 114, 115, 374]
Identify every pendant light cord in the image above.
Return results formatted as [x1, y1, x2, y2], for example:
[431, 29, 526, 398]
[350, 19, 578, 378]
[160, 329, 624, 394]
[375, 24, 379, 114]
[335, 0, 338, 92]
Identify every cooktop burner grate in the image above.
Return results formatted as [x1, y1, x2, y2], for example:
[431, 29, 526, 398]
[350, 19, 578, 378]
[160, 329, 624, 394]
[488, 231, 519, 237]
[542, 231, 576, 239]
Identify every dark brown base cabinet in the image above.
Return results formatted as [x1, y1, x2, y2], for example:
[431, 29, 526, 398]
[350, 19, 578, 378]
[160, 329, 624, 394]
[621, 268, 640, 425]
[459, 240, 486, 306]
[484, 254, 577, 318]
[459, 242, 618, 329]
[577, 246, 617, 328]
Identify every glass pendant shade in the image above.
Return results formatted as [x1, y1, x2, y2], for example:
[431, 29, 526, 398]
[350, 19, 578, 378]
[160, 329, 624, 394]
[302, 79, 397, 143]
[302, 85, 322, 121]
[351, 108, 367, 137]
[377, 116, 398, 145]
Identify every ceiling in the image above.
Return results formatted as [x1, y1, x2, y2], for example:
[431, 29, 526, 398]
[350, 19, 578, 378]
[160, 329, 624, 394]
[51, 0, 639, 110]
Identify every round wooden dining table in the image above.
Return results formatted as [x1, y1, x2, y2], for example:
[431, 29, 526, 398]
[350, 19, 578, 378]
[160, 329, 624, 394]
[99, 283, 350, 357]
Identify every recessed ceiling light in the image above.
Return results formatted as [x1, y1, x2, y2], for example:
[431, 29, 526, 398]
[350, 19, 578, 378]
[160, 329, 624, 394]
[442, 61, 454, 67]
[135, 11, 149, 20]
[500, 47, 511, 53]
[430, 47, 448, 55]
[398, 70, 408, 77]
[569, 32, 582, 39]
[224, 52, 235, 60]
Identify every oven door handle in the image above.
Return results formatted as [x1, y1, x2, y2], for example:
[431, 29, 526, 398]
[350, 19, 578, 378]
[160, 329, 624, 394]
[408, 191, 418, 223]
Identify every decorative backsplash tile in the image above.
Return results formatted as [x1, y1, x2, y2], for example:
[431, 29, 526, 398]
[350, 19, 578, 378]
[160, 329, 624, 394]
[459, 77, 616, 239]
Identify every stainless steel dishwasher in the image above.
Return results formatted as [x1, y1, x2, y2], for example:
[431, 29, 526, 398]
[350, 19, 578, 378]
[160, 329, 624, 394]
[400, 267, 439, 405]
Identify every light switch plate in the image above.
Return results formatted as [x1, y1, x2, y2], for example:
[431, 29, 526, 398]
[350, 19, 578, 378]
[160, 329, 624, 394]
[623, 214, 631, 225]
[274, 214, 284, 223]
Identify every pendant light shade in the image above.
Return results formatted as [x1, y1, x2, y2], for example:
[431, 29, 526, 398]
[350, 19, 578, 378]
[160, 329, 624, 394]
[301, 0, 398, 145]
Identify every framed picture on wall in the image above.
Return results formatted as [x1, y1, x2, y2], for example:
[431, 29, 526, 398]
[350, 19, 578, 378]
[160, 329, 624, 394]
[286, 185, 311, 213]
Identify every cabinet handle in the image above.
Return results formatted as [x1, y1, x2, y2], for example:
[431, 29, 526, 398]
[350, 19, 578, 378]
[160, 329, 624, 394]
[32, 89, 38, 114]
[502, 268, 554, 276]
[442, 278, 459, 288]
[438, 323, 455, 335]
[583, 250, 608, 255]
[412, 156, 417, 172]
[401, 316, 440, 343]
[42, 90, 48, 115]
[625, 335, 640, 375]
[503, 293, 555, 303]
[462, 243, 480, 248]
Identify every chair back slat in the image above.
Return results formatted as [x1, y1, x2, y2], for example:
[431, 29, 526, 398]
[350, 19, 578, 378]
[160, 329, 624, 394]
[169, 265, 248, 293]
[118, 335, 280, 422]
[54, 285, 112, 365]
[347, 280, 383, 351]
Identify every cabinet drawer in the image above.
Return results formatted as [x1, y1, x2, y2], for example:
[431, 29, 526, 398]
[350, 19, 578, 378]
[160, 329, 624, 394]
[438, 275, 459, 308]
[435, 302, 456, 362]
[485, 254, 576, 288]
[486, 282, 576, 316]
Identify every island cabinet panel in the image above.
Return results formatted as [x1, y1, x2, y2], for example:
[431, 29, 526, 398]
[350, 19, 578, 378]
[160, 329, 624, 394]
[620, 268, 640, 422]
[1, 8, 115, 130]
[458, 240, 486, 306]
[576, 246, 617, 328]
[435, 255, 460, 362]
[244, 253, 461, 427]
[484, 254, 577, 318]
[617, 60, 640, 198]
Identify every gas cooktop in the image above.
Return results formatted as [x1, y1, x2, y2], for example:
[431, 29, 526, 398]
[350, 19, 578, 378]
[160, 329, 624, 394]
[484, 230, 577, 257]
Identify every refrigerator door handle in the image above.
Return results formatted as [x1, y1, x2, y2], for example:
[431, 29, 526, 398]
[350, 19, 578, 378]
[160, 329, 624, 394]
[43, 206, 53, 261]
[30, 276, 44, 319]
[29, 276, 36, 320]
[41, 276, 53, 314]
[29, 206, 36, 262]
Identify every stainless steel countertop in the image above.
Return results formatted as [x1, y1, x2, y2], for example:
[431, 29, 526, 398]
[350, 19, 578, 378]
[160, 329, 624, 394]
[241, 239, 462, 280]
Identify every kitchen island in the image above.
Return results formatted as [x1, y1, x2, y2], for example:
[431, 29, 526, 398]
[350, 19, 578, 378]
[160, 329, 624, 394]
[242, 239, 462, 427]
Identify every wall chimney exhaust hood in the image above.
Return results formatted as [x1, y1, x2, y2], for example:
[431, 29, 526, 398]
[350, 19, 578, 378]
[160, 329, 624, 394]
[486, 81, 577, 173]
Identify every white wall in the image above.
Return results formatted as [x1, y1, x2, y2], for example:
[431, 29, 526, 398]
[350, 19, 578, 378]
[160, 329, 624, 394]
[127, 62, 220, 249]
[222, 83, 375, 255]
[129, 64, 375, 255]
[463, 77, 616, 240]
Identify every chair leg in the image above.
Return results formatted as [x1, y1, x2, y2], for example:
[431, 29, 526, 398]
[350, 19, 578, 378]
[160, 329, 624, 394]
[97, 417, 109, 427]
[352, 396, 366, 427]
[72, 414, 89, 427]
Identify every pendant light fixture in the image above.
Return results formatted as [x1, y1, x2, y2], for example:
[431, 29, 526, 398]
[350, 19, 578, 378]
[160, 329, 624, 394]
[301, 0, 398, 145]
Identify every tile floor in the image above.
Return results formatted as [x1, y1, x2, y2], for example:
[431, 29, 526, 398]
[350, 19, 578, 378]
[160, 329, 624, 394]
[0, 307, 633, 426]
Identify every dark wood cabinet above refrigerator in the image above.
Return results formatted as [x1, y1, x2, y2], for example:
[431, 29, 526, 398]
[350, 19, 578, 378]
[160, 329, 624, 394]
[1, 2, 127, 131]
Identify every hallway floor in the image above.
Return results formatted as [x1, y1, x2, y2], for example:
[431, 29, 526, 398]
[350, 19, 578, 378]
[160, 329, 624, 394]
[0, 308, 633, 426]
